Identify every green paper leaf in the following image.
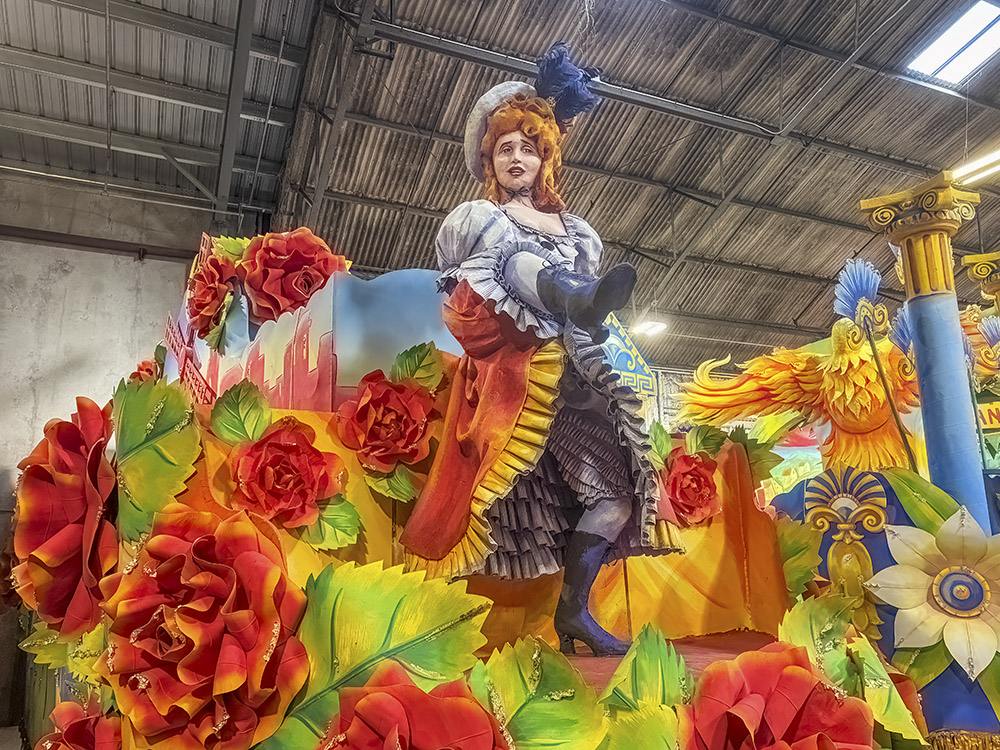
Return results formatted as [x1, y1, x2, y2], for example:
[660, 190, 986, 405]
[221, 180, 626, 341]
[728, 426, 783, 485]
[849, 635, 924, 741]
[599, 624, 692, 711]
[775, 515, 823, 600]
[364, 464, 419, 503]
[20, 621, 107, 686]
[778, 594, 856, 689]
[975, 658, 1000, 725]
[390, 341, 445, 391]
[212, 235, 252, 262]
[260, 562, 491, 749]
[203, 291, 234, 353]
[648, 421, 671, 468]
[153, 342, 166, 377]
[881, 468, 960, 534]
[602, 704, 678, 750]
[210, 379, 271, 445]
[297, 497, 362, 550]
[684, 425, 727, 458]
[469, 638, 606, 750]
[113, 379, 200, 541]
[891, 641, 953, 690]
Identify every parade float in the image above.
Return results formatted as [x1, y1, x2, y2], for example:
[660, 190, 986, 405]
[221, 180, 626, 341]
[7, 46, 1000, 750]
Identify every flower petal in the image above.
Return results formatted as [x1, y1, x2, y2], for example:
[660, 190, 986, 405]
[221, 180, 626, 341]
[864, 565, 931, 610]
[936, 506, 988, 567]
[884, 525, 947, 576]
[892, 602, 948, 649]
[943, 617, 999, 680]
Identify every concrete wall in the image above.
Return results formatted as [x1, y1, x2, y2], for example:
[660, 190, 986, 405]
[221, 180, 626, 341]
[0, 173, 206, 726]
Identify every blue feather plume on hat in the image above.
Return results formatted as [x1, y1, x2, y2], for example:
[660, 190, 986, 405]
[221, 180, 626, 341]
[535, 42, 600, 125]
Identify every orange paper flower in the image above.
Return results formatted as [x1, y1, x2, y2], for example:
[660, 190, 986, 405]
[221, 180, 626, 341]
[97, 508, 309, 750]
[129, 358, 161, 383]
[324, 661, 509, 750]
[682, 642, 875, 750]
[187, 253, 238, 338]
[35, 699, 121, 750]
[230, 416, 345, 528]
[239, 228, 348, 322]
[13, 397, 117, 639]
[657, 448, 721, 525]
[337, 371, 435, 473]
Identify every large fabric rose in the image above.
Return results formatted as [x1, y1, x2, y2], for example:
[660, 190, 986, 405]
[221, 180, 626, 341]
[239, 228, 348, 322]
[681, 642, 874, 750]
[96, 508, 309, 750]
[323, 661, 508, 750]
[13, 397, 117, 639]
[229, 417, 345, 528]
[187, 253, 238, 338]
[35, 699, 121, 750]
[657, 447, 721, 525]
[337, 371, 435, 473]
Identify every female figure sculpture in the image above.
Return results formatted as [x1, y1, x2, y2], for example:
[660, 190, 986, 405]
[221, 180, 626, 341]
[400, 47, 678, 656]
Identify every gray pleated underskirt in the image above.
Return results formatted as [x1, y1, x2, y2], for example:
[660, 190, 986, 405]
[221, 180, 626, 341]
[482, 326, 669, 579]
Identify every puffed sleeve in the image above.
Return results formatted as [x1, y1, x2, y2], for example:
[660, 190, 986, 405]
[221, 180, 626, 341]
[436, 200, 506, 287]
[565, 213, 604, 277]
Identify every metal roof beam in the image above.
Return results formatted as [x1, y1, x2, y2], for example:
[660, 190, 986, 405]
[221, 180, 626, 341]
[339, 111, 981, 256]
[216, 0, 256, 217]
[0, 45, 294, 126]
[654, 0, 1000, 117]
[358, 18, 973, 183]
[32, 0, 307, 68]
[308, 0, 379, 226]
[0, 109, 280, 173]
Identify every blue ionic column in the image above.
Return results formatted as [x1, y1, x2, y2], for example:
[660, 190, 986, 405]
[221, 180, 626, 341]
[861, 173, 990, 530]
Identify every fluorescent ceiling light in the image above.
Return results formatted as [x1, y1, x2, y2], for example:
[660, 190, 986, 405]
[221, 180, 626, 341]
[633, 321, 667, 336]
[909, 1, 1000, 84]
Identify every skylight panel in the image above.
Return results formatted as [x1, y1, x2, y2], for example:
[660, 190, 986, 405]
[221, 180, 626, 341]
[909, 1, 1000, 83]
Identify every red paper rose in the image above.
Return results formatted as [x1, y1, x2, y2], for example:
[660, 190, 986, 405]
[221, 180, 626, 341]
[35, 699, 121, 750]
[96, 507, 309, 750]
[129, 358, 161, 383]
[337, 371, 435, 473]
[681, 642, 875, 750]
[657, 447, 721, 525]
[187, 253, 238, 338]
[13, 397, 118, 639]
[239, 228, 348, 322]
[230, 417, 345, 528]
[323, 661, 509, 750]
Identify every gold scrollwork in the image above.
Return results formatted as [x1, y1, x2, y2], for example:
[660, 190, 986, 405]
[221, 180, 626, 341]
[920, 190, 939, 211]
[970, 262, 998, 281]
[871, 206, 896, 228]
[856, 300, 889, 335]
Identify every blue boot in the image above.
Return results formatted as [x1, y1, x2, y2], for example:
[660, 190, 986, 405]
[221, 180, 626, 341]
[554, 530, 630, 656]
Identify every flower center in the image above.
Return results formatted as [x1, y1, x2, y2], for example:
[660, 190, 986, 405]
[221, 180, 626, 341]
[932, 566, 991, 617]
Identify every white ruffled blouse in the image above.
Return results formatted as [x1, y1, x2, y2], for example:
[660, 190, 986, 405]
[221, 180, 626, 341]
[436, 200, 604, 339]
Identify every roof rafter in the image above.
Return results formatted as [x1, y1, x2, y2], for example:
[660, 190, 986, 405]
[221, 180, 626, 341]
[32, 0, 307, 68]
[0, 44, 294, 126]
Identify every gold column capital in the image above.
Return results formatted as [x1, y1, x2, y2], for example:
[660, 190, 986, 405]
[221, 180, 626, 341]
[859, 171, 980, 240]
[962, 249, 1000, 308]
[859, 172, 981, 299]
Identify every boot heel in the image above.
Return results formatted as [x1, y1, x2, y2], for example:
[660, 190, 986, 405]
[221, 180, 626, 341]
[558, 632, 577, 655]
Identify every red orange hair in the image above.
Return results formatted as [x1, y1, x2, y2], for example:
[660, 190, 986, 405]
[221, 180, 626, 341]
[480, 95, 565, 213]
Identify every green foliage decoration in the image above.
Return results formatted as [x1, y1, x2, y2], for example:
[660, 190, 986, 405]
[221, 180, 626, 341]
[259, 562, 490, 749]
[210, 379, 272, 445]
[469, 638, 606, 750]
[297, 497, 362, 550]
[113, 378, 200, 541]
[775, 515, 823, 600]
[390, 341, 446, 391]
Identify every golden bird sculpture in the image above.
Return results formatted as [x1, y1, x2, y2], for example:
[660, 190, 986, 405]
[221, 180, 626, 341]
[678, 260, 919, 472]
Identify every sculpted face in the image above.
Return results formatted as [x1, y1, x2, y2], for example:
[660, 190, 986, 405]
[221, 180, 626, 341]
[493, 131, 541, 195]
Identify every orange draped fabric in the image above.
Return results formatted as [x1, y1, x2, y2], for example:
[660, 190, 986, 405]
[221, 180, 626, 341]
[399, 281, 545, 561]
